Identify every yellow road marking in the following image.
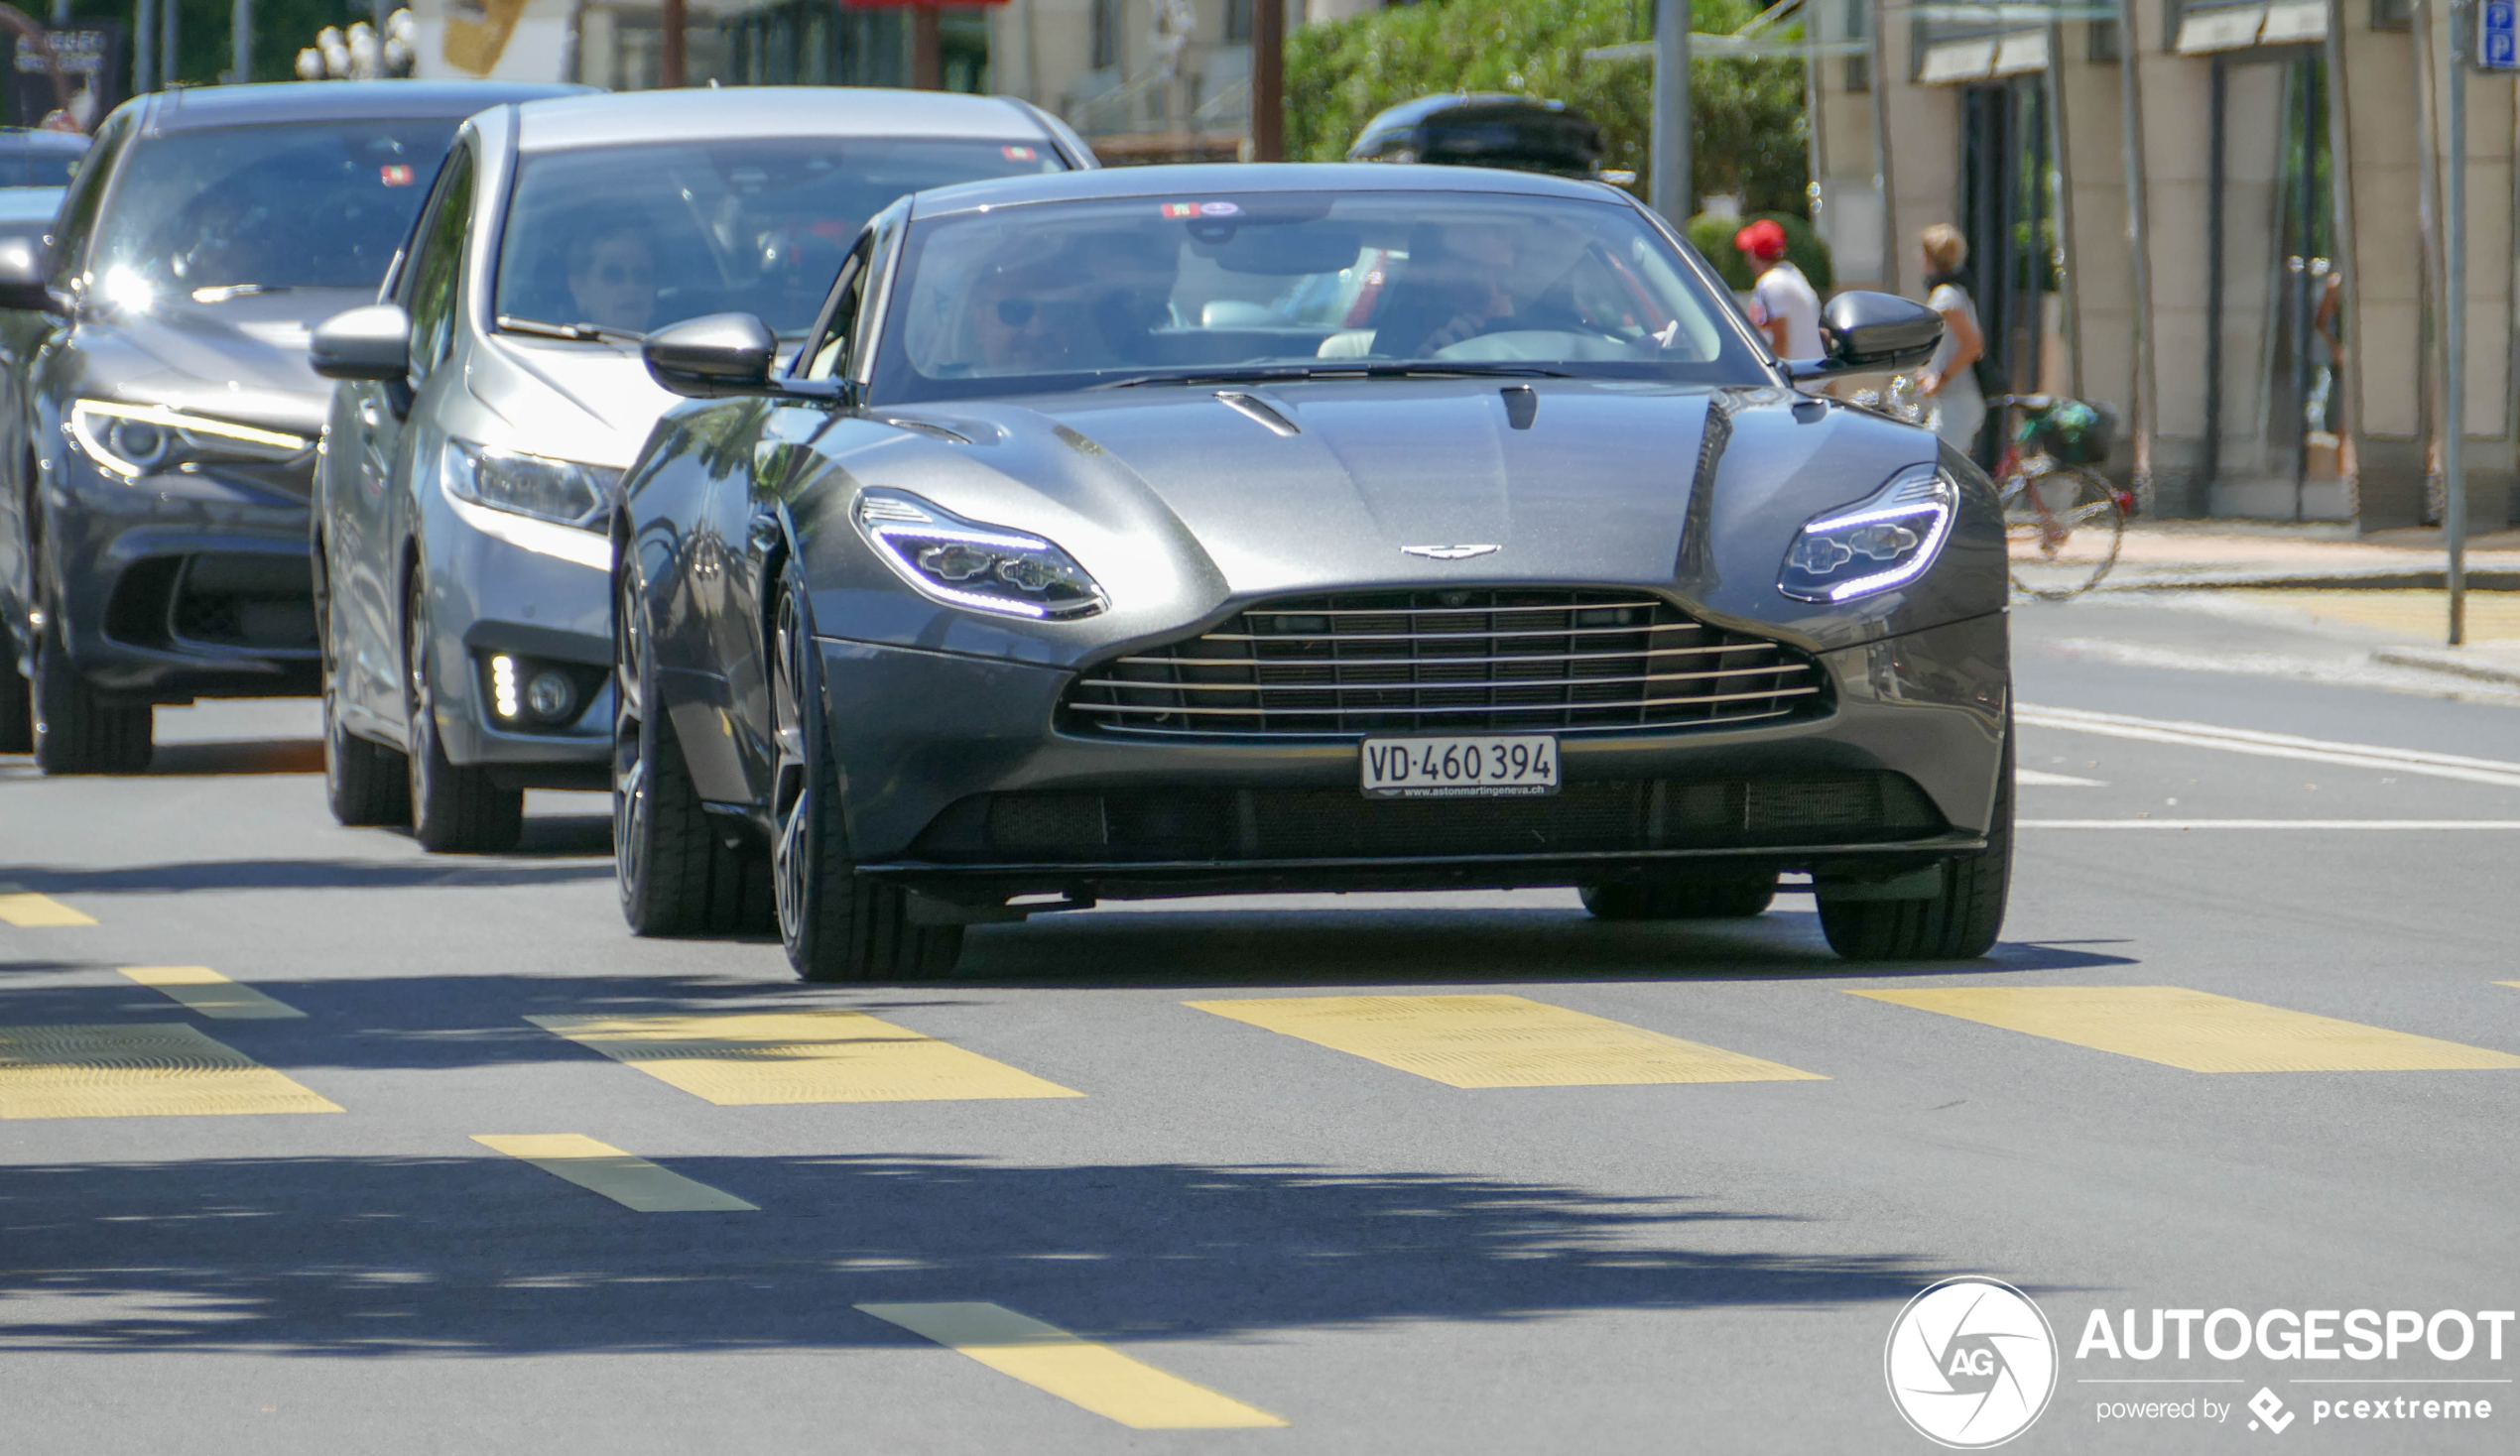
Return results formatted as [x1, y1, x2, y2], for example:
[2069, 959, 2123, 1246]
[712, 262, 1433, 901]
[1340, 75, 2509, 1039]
[119, 966, 305, 1020]
[0, 891, 95, 927]
[0, 1024, 342, 1118]
[1185, 994, 1824, 1088]
[856, 1301, 1286, 1429]
[525, 1010, 1082, 1105]
[1847, 986, 2520, 1073]
[471, 1134, 757, 1212]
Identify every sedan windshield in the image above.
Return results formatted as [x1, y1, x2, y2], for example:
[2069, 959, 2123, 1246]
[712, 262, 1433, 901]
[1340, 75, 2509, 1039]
[874, 189, 1761, 402]
[494, 138, 1067, 340]
[88, 121, 454, 302]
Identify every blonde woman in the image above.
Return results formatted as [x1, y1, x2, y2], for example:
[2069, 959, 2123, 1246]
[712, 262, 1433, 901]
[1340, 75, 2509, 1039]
[1912, 223, 1987, 456]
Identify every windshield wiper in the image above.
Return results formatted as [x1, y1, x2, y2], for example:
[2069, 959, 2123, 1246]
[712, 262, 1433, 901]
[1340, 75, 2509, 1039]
[1096, 363, 1573, 389]
[495, 315, 646, 344]
[190, 284, 297, 303]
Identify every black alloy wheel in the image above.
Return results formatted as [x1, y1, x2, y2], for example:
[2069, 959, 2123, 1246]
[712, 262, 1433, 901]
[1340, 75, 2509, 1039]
[769, 558, 961, 983]
[315, 538, 409, 826]
[0, 614, 31, 754]
[613, 560, 764, 935]
[1817, 709, 2013, 961]
[1580, 870, 1779, 921]
[30, 565, 150, 775]
[403, 569, 522, 853]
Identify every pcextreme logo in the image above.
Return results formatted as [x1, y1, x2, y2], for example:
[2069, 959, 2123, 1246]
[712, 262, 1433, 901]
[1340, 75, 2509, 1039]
[1885, 1276, 2061, 1448]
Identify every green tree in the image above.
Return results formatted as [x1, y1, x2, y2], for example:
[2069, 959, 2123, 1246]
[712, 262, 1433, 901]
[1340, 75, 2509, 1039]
[1285, 0, 1812, 217]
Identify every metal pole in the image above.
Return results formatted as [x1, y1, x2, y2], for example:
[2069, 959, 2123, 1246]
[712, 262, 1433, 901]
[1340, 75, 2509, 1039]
[230, 0, 251, 82]
[2046, 18, 2083, 396]
[2414, 0, 2446, 542]
[2114, 0, 2159, 511]
[2205, 60, 2225, 496]
[1651, 0, 1690, 225]
[162, 0, 177, 86]
[134, 0, 154, 92]
[1249, 0, 1283, 160]
[1868, 0, 1896, 292]
[2445, 0, 2468, 644]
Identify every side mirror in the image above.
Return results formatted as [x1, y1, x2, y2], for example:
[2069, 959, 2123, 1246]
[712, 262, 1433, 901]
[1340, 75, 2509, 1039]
[0, 236, 59, 313]
[643, 312, 778, 399]
[311, 303, 412, 381]
[1786, 291, 1944, 380]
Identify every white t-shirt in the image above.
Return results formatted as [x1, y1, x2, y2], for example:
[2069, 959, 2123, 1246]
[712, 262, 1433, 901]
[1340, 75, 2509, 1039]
[1745, 260, 1824, 361]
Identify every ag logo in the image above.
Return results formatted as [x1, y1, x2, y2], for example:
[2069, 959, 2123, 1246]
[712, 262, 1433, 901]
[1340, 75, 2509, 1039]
[1884, 1276, 2059, 1448]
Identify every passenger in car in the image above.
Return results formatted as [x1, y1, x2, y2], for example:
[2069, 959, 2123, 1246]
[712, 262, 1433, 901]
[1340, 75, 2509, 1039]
[565, 225, 659, 333]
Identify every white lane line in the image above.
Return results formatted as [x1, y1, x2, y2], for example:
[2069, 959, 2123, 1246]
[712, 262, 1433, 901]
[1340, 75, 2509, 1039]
[2017, 768, 2106, 787]
[2017, 703, 2520, 789]
[2024, 820, 2520, 830]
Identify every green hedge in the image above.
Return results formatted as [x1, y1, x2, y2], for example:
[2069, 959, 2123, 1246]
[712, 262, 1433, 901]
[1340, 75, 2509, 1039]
[1285, 0, 1814, 217]
[1687, 210, 1832, 292]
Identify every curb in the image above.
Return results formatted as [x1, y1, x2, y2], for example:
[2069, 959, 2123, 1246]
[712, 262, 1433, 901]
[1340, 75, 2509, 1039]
[2370, 646, 2520, 689]
[2093, 569, 2520, 593]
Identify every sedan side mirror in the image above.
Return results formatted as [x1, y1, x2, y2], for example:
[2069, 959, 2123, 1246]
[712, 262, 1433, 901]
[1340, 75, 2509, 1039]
[0, 236, 59, 313]
[1786, 291, 1944, 381]
[644, 312, 778, 399]
[312, 303, 413, 381]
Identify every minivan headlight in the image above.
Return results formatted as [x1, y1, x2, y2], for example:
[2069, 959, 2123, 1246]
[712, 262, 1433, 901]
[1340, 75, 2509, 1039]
[856, 489, 1105, 621]
[441, 439, 617, 530]
[1778, 464, 1956, 603]
[67, 399, 312, 478]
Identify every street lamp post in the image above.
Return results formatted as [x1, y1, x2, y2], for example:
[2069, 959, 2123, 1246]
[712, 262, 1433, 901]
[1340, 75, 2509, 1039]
[2443, 0, 2467, 645]
[1650, 0, 1690, 225]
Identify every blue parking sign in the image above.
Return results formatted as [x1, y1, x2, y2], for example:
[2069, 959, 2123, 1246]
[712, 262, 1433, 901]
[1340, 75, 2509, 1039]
[2485, 0, 2520, 69]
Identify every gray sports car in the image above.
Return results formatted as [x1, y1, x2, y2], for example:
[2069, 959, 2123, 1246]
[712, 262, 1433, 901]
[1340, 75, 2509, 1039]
[612, 164, 2010, 981]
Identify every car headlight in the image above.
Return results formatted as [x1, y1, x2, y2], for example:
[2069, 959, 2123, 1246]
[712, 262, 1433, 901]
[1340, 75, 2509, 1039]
[441, 439, 617, 530]
[1777, 464, 1957, 603]
[855, 489, 1105, 621]
[66, 399, 312, 478]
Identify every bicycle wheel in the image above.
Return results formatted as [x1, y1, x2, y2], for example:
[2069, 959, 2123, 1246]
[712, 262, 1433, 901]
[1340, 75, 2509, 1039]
[2003, 464, 2125, 599]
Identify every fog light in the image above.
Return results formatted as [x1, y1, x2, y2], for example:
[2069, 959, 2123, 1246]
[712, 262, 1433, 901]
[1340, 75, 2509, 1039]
[525, 669, 575, 722]
[490, 655, 521, 719]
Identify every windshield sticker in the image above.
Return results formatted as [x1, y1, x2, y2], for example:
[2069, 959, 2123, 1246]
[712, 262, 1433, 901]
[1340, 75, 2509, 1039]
[380, 165, 416, 186]
[1161, 200, 1240, 219]
[1002, 145, 1038, 161]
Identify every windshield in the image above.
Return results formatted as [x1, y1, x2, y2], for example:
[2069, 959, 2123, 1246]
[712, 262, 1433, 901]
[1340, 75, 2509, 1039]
[493, 138, 1068, 339]
[873, 189, 1757, 403]
[88, 121, 453, 302]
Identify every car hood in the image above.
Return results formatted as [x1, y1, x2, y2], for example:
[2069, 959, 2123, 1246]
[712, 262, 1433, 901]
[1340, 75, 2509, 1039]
[464, 334, 679, 467]
[72, 287, 371, 435]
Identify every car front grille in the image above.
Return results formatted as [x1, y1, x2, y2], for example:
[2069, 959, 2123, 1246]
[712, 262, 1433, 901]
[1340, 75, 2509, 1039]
[907, 773, 1946, 864]
[1061, 588, 1825, 738]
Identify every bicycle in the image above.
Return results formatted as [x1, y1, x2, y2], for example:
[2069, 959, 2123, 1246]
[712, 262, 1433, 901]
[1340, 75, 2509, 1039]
[1988, 393, 2131, 600]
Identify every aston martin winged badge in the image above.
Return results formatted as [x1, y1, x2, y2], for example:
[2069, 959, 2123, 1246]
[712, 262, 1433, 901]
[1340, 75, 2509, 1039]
[1399, 544, 1501, 560]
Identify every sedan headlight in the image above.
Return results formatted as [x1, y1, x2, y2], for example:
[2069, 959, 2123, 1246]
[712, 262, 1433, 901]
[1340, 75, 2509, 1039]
[1777, 464, 1956, 603]
[441, 439, 617, 530]
[856, 489, 1105, 621]
[67, 399, 312, 478]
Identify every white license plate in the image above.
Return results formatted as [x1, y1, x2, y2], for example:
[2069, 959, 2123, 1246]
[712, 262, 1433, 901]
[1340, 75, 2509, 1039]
[1360, 734, 1560, 798]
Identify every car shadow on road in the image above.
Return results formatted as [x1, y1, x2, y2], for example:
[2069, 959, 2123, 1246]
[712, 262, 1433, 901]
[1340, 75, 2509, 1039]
[0, 1152, 1976, 1358]
[145, 738, 326, 776]
[950, 905, 2142, 989]
[0, 856, 615, 897]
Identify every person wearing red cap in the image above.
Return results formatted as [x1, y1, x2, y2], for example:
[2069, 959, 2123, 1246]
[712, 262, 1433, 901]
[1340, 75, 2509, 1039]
[1734, 217, 1822, 361]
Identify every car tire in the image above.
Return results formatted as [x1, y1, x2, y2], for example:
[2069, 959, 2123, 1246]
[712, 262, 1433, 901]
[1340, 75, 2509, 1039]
[769, 561, 961, 983]
[1818, 714, 2013, 961]
[403, 570, 522, 854]
[31, 607, 151, 775]
[613, 561, 763, 936]
[0, 615, 31, 754]
[316, 546, 409, 826]
[1580, 870, 1777, 920]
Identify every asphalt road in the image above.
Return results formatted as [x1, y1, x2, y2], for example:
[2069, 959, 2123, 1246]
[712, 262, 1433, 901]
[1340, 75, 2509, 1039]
[4, 596, 2517, 1454]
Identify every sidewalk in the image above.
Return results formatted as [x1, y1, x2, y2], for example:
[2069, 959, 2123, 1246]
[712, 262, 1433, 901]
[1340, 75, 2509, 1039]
[2075, 522, 2520, 690]
[2097, 521, 2520, 591]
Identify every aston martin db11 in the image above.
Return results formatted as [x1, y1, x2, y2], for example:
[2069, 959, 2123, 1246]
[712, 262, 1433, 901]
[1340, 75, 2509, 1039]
[611, 163, 2011, 981]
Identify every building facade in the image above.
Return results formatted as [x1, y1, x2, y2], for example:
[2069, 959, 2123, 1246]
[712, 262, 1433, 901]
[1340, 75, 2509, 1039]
[1812, 0, 2515, 527]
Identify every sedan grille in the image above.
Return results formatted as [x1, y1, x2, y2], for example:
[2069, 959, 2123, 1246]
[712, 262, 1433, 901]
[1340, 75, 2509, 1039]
[1062, 588, 1825, 738]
